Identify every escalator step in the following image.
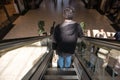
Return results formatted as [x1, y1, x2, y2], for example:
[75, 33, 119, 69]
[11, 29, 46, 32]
[44, 75, 78, 80]
[47, 68, 75, 71]
[45, 68, 76, 75]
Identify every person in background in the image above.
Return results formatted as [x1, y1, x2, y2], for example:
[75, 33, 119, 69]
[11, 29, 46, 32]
[52, 7, 83, 68]
[107, 33, 114, 39]
[50, 21, 55, 35]
[95, 29, 107, 38]
[114, 31, 120, 40]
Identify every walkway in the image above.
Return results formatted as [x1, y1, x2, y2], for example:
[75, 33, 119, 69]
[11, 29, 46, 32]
[3, 0, 115, 39]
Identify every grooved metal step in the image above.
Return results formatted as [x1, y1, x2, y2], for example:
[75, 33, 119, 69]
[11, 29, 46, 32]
[44, 75, 78, 80]
[44, 68, 78, 80]
[45, 68, 76, 75]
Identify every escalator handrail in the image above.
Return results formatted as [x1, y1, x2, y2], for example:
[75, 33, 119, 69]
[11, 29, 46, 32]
[79, 36, 120, 50]
[0, 36, 50, 43]
[0, 36, 50, 51]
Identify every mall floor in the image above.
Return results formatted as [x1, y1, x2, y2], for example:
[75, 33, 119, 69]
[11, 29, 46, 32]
[0, 0, 117, 80]
[3, 0, 115, 39]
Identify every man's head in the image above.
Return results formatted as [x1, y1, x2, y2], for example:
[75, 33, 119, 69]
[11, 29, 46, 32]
[63, 7, 75, 20]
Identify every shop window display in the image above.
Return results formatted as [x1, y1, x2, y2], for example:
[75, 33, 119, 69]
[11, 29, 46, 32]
[4, 0, 17, 17]
[0, 5, 8, 27]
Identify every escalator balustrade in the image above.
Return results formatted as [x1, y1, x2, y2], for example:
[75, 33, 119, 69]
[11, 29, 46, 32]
[76, 37, 120, 80]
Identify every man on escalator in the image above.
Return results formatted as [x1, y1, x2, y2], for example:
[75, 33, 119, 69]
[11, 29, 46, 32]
[52, 7, 83, 68]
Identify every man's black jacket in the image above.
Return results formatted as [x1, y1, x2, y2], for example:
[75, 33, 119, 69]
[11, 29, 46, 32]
[52, 22, 83, 54]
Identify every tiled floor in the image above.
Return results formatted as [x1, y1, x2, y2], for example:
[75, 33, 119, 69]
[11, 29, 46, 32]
[3, 0, 115, 39]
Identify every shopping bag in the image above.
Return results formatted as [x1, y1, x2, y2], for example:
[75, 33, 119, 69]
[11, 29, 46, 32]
[52, 50, 58, 67]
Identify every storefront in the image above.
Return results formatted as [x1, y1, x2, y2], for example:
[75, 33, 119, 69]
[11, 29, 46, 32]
[0, 4, 8, 26]
[0, 0, 30, 39]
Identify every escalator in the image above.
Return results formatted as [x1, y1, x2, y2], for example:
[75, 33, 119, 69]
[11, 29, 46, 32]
[0, 36, 120, 80]
[42, 50, 85, 80]
[42, 54, 79, 80]
[22, 36, 120, 80]
[22, 48, 81, 80]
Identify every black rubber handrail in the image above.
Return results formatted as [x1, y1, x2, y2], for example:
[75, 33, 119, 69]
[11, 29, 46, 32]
[81, 36, 120, 50]
[0, 36, 50, 51]
[0, 36, 49, 43]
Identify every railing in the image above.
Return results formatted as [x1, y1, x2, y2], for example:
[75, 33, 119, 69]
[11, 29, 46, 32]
[0, 36, 120, 80]
[76, 37, 120, 80]
[0, 36, 51, 53]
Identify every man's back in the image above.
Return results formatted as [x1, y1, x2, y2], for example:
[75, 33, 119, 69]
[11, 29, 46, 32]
[52, 7, 83, 68]
[53, 20, 83, 54]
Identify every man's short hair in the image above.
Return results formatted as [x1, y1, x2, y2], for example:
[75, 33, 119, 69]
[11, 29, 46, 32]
[63, 7, 75, 20]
